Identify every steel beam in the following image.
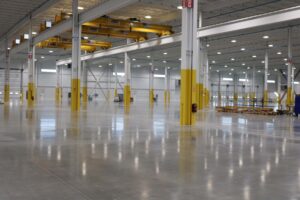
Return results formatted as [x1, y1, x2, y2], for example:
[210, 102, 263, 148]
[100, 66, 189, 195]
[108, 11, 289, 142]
[198, 6, 300, 38]
[57, 5, 300, 66]
[0, 0, 61, 44]
[79, 0, 139, 24]
[56, 33, 181, 65]
[9, 0, 139, 54]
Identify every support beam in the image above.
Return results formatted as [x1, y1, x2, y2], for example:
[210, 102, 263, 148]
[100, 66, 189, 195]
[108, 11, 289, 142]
[8, 0, 139, 55]
[55, 65, 62, 105]
[82, 53, 88, 104]
[149, 63, 154, 105]
[114, 65, 118, 98]
[233, 74, 238, 106]
[217, 73, 221, 107]
[56, 6, 300, 66]
[195, 11, 202, 110]
[286, 27, 293, 108]
[124, 39, 132, 107]
[203, 43, 210, 108]
[251, 66, 256, 106]
[264, 46, 269, 107]
[180, 0, 197, 126]
[4, 39, 10, 103]
[27, 20, 36, 107]
[164, 66, 170, 106]
[20, 65, 24, 103]
[71, 0, 81, 112]
[0, 0, 61, 44]
[277, 72, 281, 106]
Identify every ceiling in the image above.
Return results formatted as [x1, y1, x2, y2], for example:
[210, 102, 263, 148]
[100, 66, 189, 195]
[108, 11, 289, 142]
[2, 0, 300, 83]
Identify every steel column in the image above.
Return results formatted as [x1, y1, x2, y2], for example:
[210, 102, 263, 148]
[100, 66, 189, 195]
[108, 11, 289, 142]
[287, 27, 293, 108]
[55, 65, 62, 105]
[71, 0, 81, 111]
[149, 62, 154, 105]
[27, 19, 36, 107]
[124, 39, 132, 107]
[264, 47, 269, 106]
[4, 39, 10, 103]
[180, 0, 197, 125]
[82, 52, 88, 104]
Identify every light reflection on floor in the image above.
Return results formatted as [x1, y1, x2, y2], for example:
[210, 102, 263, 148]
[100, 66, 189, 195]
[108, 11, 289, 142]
[0, 100, 300, 199]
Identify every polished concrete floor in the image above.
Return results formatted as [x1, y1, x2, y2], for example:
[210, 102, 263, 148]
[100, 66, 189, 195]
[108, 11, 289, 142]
[0, 100, 300, 199]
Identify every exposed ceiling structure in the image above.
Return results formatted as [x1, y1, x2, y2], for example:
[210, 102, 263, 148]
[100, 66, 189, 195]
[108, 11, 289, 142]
[1, 0, 300, 82]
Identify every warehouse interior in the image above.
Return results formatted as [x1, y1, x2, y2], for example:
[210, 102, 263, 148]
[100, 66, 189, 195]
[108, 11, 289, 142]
[1, 0, 300, 199]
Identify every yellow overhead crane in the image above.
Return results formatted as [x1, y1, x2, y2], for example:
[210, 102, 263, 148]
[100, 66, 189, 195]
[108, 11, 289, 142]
[36, 36, 112, 53]
[84, 16, 174, 37]
[49, 12, 174, 41]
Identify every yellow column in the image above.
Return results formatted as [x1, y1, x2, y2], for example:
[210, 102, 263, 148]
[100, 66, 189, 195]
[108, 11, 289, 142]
[4, 85, 10, 103]
[82, 87, 88, 103]
[198, 83, 204, 110]
[180, 69, 196, 125]
[124, 84, 131, 107]
[27, 19, 36, 107]
[149, 89, 154, 105]
[71, 79, 80, 111]
[4, 42, 10, 103]
[28, 83, 35, 106]
[234, 93, 238, 106]
[164, 90, 169, 105]
[55, 87, 62, 105]
[264, 91, 268, 107]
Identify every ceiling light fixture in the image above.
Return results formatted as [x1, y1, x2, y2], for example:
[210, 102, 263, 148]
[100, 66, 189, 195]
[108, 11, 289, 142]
[268, 44, 274, 48]
[263, 35, 269, 39]
[231, 39, 237, 43]
[217, 52, 221, 55]
[277, 52, 282, 55]
[241, 48, 246, 51]
[145, 15, 152, 19]
[78, 6, 84, 10]
[252, 55, 257, 58]
[177, 5, 183, 9]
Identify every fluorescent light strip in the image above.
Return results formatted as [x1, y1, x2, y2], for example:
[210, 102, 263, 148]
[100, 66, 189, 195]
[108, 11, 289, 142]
[41, 69, 56, 73]
[223, 78, 233, 81]
[113, 72, 125, 77]
[267, 80, 275, 83]
[154, 74, 165, 78]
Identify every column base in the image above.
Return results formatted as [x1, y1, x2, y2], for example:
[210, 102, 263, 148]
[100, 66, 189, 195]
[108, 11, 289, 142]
[27, 82, 35, 107]
[263, 90, 268, 107]
[124, 84, 131, 107]
[82, 87, 88, 103]
[180, 69, 196, 126]
[55, 87, 62, 105]
[149, 89, 155, 105]
[286, 87, 293, 107]
[71, 79, 80, 111]
[4, 84, 10, 103]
